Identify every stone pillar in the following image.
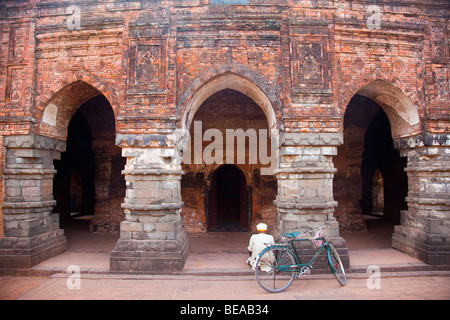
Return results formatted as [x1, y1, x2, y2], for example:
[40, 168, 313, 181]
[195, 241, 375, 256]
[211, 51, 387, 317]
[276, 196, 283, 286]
[0, 134, 66, 270]
[274, 132, 349, 269]
[392, 133, 450, 267]
[110, 133, 189, 273]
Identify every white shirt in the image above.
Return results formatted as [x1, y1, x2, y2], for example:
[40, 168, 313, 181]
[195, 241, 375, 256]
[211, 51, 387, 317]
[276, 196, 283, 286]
[247, 232, 275, 270]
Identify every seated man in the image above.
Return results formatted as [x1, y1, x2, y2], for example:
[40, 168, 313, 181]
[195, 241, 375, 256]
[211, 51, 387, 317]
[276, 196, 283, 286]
[246, 223, 275, 270]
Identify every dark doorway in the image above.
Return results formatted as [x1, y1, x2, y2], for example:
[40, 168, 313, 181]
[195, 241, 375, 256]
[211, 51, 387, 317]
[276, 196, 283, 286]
[334, 94, 408, 234]
[53, 108, 95, 221]
[361, 109, 408, 224]
[53, 94, 126, 232]
[207, 165, 250, 231]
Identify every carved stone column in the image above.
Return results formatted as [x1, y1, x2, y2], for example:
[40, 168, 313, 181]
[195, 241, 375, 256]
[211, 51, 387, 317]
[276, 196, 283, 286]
[110, 133, 189, 273]
[392, 133, 450, 266]
[0, 134, 66, 270]
[274, 132, 349, 269]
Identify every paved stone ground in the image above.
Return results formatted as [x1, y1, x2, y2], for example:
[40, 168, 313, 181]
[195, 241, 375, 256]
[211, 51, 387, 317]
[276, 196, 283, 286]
[1, 220, 449, 302]
[0, 276, 48, 300]
[1, 272, 449, 301]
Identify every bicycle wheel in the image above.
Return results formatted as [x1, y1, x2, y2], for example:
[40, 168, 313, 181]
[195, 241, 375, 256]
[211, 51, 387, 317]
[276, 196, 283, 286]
[327, 243, 346, 286]
[255, 246, 296, 293]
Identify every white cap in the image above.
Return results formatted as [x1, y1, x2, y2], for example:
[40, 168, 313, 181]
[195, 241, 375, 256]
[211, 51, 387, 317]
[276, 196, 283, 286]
[257, 223, 267, 232]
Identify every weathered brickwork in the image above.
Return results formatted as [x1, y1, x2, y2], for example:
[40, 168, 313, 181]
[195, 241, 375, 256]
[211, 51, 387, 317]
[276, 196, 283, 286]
[0, 0, 448, 272]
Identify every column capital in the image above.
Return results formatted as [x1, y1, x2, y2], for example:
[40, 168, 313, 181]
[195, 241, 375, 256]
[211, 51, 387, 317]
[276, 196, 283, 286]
[280, 132, 343, 147]
[4, 134, 66, 153]
[394, 132, 450, 150]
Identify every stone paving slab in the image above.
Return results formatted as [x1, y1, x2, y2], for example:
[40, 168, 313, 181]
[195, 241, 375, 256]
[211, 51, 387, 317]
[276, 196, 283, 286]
[2, 228, 449, 302]
[22, 250, 435, 277]
[13, 272, 450, 300]
[2, 230, 443, 277]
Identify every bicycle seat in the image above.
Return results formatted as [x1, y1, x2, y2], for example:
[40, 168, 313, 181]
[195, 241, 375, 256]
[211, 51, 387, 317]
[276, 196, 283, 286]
[283, 231, 301, 239]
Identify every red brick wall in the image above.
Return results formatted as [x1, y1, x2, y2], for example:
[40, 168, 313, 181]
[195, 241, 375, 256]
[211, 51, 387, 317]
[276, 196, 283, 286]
[1, 1, 446, 136]
[0, 1, 448, 237]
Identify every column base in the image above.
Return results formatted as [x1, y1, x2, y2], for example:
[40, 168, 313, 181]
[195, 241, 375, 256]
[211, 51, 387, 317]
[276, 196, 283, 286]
[0, 229, 66, 270]
[392, 228, 450, 267]
[110, 231, 189, 273]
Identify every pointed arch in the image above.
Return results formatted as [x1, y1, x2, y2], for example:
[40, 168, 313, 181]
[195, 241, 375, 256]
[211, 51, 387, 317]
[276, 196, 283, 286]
[340, 77, 421, 139]
[178, 71, 279, 138]
[36, 76, 119, 141]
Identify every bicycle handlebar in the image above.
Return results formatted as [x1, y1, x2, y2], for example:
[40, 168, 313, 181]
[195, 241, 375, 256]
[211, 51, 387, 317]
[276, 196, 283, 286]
[306, 223, 331, 234]
[281, 223, 331, 240]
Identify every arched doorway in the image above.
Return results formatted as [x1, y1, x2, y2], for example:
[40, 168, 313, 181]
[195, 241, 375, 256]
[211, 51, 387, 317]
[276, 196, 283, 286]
[53, 108, 95, 220]
[335, 95, 408, 234]
[335, 79, 418, 248]
[179, 72, 279, 234]
[53, 94, 125, 234]
[206, 165, 250, 231]
[361, 108, 407, 224]
[38, 81, 125, 257]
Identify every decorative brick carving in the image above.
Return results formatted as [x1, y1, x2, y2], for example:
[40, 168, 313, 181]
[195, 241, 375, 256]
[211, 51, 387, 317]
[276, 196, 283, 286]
[435, 66, 449, 101]
[7, 68, 23, 104]
[134, 44, 164, 90]
[291, 38, 331, 95]
[8, 24, 28, 63]
[127, 15, 169, 95]
[429, 24, 448, 62]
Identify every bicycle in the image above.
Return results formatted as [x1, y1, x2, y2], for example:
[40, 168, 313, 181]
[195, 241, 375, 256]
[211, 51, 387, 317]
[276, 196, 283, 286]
[254, 224, 346, 293]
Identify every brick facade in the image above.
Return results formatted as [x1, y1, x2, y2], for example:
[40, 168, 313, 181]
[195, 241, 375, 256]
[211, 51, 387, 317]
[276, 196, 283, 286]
[0, 0, 448, 272]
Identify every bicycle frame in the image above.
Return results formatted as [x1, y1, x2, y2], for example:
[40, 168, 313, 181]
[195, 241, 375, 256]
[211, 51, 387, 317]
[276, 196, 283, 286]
[254, 224, 346, 293]
[254, 223, 346, 293]
[276, 237, 335, 273]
